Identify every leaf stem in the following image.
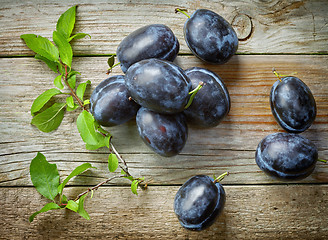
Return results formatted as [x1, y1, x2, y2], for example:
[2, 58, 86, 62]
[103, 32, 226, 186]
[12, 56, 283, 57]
[110, 141, 129, 173]
[175, 8, 191, 18]
[213, 172, 229, 184]
[184, 81, 204, 109]
[318, 158, 327, 163]
[106, 62, 121, 74]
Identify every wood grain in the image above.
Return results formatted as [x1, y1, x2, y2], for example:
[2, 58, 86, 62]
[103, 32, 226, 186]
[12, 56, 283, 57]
[0, 185, 327, 239]
[0, 0, 327, 56]
[1, 55, 327, 186]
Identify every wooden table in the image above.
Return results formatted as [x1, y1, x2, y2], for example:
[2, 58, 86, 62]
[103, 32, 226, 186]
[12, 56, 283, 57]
[1, 0, 327, 239]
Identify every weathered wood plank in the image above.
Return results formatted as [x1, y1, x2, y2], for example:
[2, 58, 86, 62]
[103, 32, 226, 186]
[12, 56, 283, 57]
[0, 0, 327, 56]
[0, 55, 327, 186]
[0, 185, 327, 239]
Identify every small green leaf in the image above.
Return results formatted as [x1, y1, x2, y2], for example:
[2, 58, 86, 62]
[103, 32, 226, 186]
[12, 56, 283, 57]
[31, 88, 62, 116]
[76, 110, 106, 148]
[68, 33, 91, 42]
[121, 169, 134, 181]
[68, 70, 81, 78]
[30, 152, 60, 200]
[35, 54, 61, 73]
[53, 31, 73, 67]
[66, 103, 79, 112]
[21, 34, 59, 62]
[31, 102, 66, 132]
[66, 200, 79, 212]
[78, 194, 90, 220]
[83, 99, 90, 106]
[76, 80, 91, 101]
[58, 163, 96, 195]
[29, 202, 60, 222]
[67, 74, 76, 89]
[108, 153, 119, 173]
[107, 55, 115, 68]
[61, 194, 68, 204]
[56, 5, 77, 39]
[54, 75, 64, 89]
[104, 135, 111, 149]
[66, 96, 74, 108]
[131, 180, 139, 195]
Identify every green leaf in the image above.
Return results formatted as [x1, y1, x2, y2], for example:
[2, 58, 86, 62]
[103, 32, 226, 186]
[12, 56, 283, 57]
[107, 55, 115, 68]
[56, 5, 77, 39]
[68, 70, 81, 78]
[58, 163, 95, 195]
[66, 96, 74, 108]
[53, 31, 73, 67]
[68, 33, 91, 42]
[29, 202, 60, 222]
[66, 200, 79, 212]
[31, 102, 66, 132]
[35, 54, 61, 73]
[83, 99, 90, 106]
[121, 169, 134, 181]
[104, 135, 111, 149]
[21, 34, 59, 62]
[30, 152, 60, 201]
[76, 110, 106, 147]
[131, 180, 139, 195]
[61, 194, 68, 204]
[66, 103, 79, 112]
[31, 88, 62, 116]
[76, 80, 91, 101]
[108, 153, 119, 173]
[54, 75, 64, 89]
[67, 74, 76, 89]
[78, 194, 90, 220]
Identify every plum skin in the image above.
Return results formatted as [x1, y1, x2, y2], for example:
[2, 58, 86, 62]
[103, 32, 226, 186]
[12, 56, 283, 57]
[255, 132, 318, 180]
[174, 175, 225, 231]
[184, 9, 238, 64]
[125, 58, 191, 114]
[136, 107, 188, 157]
[184, 67, 230, 127]
[116, 24, 179, 73]
[270, 76, 316, 133]
[90, 75, 140, 127]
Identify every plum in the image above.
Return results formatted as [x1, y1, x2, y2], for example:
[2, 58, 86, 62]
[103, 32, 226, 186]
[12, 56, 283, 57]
[116, 24, 179, 73]
[255, 132, 318, 180]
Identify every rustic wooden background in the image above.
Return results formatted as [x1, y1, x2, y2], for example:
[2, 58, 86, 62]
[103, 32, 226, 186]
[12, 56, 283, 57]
[0, 0, 327, 239]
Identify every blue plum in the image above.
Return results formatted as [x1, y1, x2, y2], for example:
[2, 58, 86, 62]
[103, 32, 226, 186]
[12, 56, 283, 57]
[184, 67, 230, 127]
[136, 107, 188, 157]
[270, 76, 316, 133]
[174, 175, 225, 231]
[90, 75, 140, 127]
[255, 132, 318, 180]
[125, 58, 191, 114]
[183, 9, 238, 64]
[116, 24, 179, 73]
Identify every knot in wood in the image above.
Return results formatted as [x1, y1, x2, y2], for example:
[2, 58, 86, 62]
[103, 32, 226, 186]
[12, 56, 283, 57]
[231, 14, 253, 41]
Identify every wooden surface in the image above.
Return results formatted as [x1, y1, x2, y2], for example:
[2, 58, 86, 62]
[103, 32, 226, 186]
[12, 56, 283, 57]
[0, 0, 328, 239]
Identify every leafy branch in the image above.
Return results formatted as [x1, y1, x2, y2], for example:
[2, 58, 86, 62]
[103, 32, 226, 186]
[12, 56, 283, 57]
[22, 5, 145, 222]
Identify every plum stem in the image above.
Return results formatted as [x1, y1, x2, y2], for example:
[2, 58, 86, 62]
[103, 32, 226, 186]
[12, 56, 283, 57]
[272, 67, 297, 82]
[318, 159, 327, 163]
[213, 172, 229, 184]
[175, 8, 190, 18]
[106, 62, 121, 74]
[184, 82, 204, 109]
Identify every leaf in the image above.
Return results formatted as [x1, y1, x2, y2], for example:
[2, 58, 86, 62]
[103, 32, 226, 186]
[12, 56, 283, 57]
[61, 194, 68, 204]
[66, 103, 79, 112]
[54, 75, 64, 89]
[31, 88, 62, 116]
[121, 169, 134, 181]
[66, 200, 79, 212]
[76, 80, 91, 101]
[29, 202, 60, 222]
[107, 55, 115, 68]
[58, 163, 96, 195]
[131, 180, 139, 195]
[35, 54, 61, 73]
[108, 153, 119, 173]
[76, 110, 106, 147]
[53, 31, 73, 67]
[68, 70, 81, 78]
[68, 33, 91, 42]
[104, 135, 111, 149]
[67, 74, 76, 89]
[30, 152, 60, 201]
[31, 102, 66, 132]
[56, 5, 77, 39]
[83, 99, 90, 106]
[66, 96, 74, 108]
[21, 34, 59, 62]
[78, 194, 90, 220]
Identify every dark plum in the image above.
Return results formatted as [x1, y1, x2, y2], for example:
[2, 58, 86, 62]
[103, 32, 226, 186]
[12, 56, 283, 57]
[255, 132, 318, 180]
[90, 75, 140, 127]
[136, 107, 188, 157]
[184, 67, 230, 127]
[174, 174, 226, 231]
[270, 75, 316, 133]
[125, 58, 192, 114]
[116, 24, 179, 73]
[182, 9, 238, 64]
